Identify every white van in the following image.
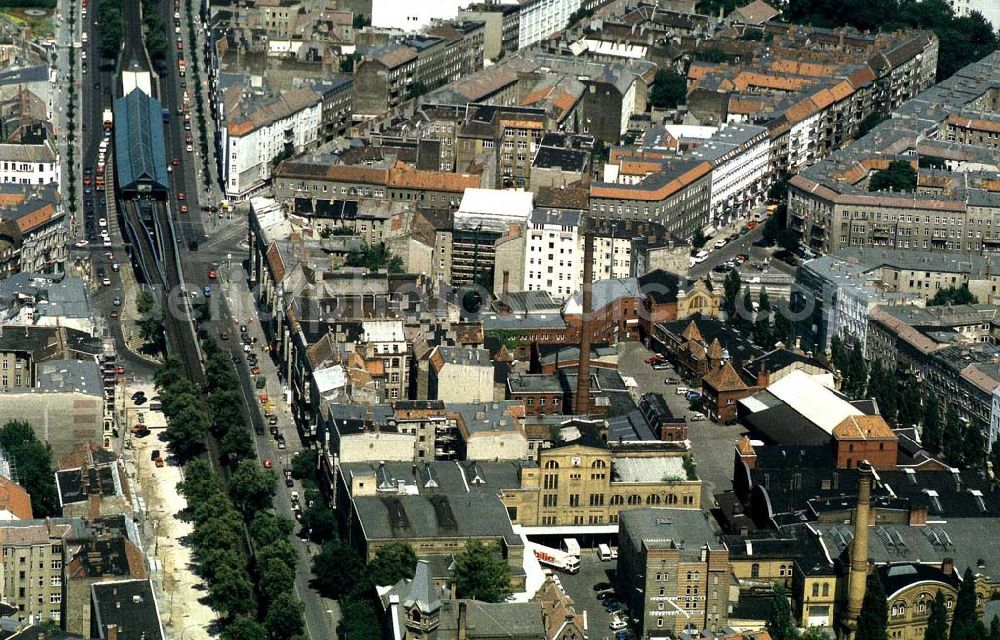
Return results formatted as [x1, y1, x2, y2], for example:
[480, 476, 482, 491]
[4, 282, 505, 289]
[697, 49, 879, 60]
[694, 250, 710, 264]
[598, 543, 613, 561]
[676, 386, 691, 396]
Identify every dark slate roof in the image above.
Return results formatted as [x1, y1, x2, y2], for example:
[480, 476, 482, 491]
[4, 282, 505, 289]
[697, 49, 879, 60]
[878, 469, 1000, 518]
[532, 145, 589, 171]
[743, 403, 832, 446]
[6, 625, 83, 640]
[607, 409, 657, 441]
[113, 89, 169, 192]
[753, 445, 836, 469]
[723, 529, 815, 564]
[71, 536, 135, 578]
[877, 562, 961, 599]
[0, 326, 102, 363]
[551, 420, 610, 450]
[658, 314, 763, 364]
[313, 199, 359, 219]
[743, 348, 826, 379]
[91, 580, 164, 640]
[637, 269, 681, 304]
[56, 464, 118, 505]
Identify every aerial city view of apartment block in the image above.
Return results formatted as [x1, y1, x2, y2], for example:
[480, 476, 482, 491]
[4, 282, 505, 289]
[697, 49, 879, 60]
[0, 0, 998, 638]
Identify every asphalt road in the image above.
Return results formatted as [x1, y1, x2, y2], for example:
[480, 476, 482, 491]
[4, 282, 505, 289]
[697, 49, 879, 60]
[616, 342, 741, 508]
[147, 3, 337, 637]
[557, 554, 621, 639]
[688, 222, 768, 280]
[218, 268, 339, 640]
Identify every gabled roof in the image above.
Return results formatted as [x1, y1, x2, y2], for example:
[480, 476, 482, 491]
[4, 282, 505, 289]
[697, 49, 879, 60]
[682, 320, 703, 342]
[703, 361, 750, 392]
[113, 89, 168, 191]
[0, 476, 32, 519]
[731, 0, 779, 24]
[707, 338, 724, 360]
[832, 415, 895, 440]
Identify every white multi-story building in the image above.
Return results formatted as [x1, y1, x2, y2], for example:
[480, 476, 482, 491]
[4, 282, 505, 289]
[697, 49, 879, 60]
[990, 386, 1000, 450]
[221, 87, 322, 201]
[501, 207, 643, 302]
[523, 207, 581, 301]
[786, 111, 822, 174]
[370, 0, 467, 31]
[944, 0, 999, 30]
[688, 124, 770, 227]
[516, 0, 582, 50]
[359, 320, 410, 402]
[0, 141, 59, 186]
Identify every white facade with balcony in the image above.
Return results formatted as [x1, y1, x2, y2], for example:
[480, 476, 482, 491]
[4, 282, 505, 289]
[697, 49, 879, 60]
[786, 112, 821, 174]
[222, 90, 322, 201]
[704, 128, 770, 225]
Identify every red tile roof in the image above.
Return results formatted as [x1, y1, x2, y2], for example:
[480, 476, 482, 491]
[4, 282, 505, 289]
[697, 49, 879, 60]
[590, 161, 711, 202]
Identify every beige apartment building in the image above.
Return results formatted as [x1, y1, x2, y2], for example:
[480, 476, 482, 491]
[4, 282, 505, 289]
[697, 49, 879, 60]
[0, 519, 80, 625]
[787, 53, 1000, 255]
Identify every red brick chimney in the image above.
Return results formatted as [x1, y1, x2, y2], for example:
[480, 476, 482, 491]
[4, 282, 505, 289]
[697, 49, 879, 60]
[575, 232, 594, 415]
[942, 558, 954, 575]
[756, 365, 769, 388]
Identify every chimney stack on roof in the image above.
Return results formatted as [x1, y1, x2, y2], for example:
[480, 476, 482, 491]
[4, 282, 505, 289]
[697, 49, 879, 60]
[842, 460, 873, 640]
[575, 232, 594, 415]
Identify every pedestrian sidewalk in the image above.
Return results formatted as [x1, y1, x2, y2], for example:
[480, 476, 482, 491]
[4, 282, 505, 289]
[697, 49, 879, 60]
[180, 0, 223, 209]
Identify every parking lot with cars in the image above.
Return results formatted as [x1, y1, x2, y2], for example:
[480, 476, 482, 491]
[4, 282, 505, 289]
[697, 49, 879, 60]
[619, 343, 741, 505]
[556, 552, 631, 640]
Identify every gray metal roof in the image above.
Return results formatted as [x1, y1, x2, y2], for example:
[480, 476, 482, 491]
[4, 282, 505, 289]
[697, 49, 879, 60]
[0, 273, 92, 319]
[620, 508, 721, 560]
[403, 560, 441, 612]
[835, 246, 1000, 278]
[36, 359, 103, 395]
[114, 89, 169, 192]
[450, 401, 523, 434]
[342, 460, 523, 547]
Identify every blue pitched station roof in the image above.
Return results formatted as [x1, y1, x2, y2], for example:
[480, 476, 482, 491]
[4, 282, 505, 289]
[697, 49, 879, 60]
[113, 89, 169, 193]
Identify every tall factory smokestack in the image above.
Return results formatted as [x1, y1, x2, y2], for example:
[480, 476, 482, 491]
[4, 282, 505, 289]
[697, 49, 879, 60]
[842, 460, 873, 640]
[575, 232, 594, 415]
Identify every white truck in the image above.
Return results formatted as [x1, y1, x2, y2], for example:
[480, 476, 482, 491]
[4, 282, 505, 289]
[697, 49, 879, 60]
[529, 539, 581, 574]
